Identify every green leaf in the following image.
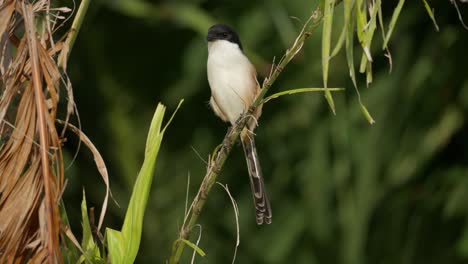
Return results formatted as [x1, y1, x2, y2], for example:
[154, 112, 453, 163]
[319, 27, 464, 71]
[106, 101, 183, 264]
[358, 0, 380, 85]
[355, 0, 367, 50]
[59, 202, 81, 263]
[383, 0, 406, 48]
[359, 103, 375, 125]
[421, 0, 439, 31]
[330, 22, 346, 58]
[77, 191, 105, 264]
[262, 88, 345, 104]
[343, 0, 375, 124]
[173, 239, 206, 257]
[82, 191, 102, 259]
[344, 0, 357, 88]
[366, 60, 372, 86]
[81, 191, 92, 250]
[322, 0, 337, 114]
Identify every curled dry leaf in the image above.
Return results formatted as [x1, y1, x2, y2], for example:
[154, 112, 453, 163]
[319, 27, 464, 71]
[0, 0, 82, 263]
[56, 120, 112, 232]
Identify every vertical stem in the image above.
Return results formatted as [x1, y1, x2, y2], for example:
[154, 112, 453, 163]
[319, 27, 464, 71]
[58, 0, 91, 69]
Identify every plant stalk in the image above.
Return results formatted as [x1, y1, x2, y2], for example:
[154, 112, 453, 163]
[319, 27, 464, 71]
[58, 0, 91, 69]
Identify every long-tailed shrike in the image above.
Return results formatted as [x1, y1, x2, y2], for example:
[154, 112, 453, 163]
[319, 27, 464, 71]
[206, 24, 272, 225]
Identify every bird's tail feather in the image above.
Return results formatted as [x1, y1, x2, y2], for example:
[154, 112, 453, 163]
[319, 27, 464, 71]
[241, 131, 272, 225]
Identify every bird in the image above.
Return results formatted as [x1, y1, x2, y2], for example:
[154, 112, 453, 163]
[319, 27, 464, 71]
[206, 24, 272, 225]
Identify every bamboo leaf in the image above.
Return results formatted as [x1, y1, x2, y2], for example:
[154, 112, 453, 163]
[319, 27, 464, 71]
[377, 2, 387, 49]
[344, 0, 375, 124]
[366, 61, 373, 86]
[421, 0, 439, 31]
[360, 103, 375, 124]
[359, 52, 367, 73]
[322, 0, 337, 114]
[364, 0, 380, 48]
[344, 0, 357, 88]
[383, 0, 406, 48]
[330, 23, 346, 58]
[173, 239, 206, 257]
[355, 0, 367, 50]
[262, 88, 345, 104]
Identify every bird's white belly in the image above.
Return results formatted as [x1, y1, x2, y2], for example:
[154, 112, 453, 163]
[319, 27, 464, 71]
[208, 67, 253, 123]
[207, 53, 256, 124]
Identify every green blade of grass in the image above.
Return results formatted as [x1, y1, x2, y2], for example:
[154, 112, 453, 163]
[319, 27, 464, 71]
[364, 0, 380, 49]
[358, 0, 380, 84]
[330, 22, 346, 58]
[332, 0, 357, 58]
[59, 202, 81, 263]
[344, 0, 375, 124]
[262, 87, 345, 104]
[344, 0, 357, 88]
[355, 0, 365, 42]
[106, 101, 182, 264]
[366, 61, 373, 87]
[363, 0, 380, 69]
[173, 239, 206, 257]
[322, 0, 337, 114]
[359, 52, 367, 73]
[355, 0, 372, 62]
[383, 0, 406, 48]
[377, 1, 387, 49]
[80, 191, 104, 264]
[421, 0, 439, 31]
[360, 103, 375, 124]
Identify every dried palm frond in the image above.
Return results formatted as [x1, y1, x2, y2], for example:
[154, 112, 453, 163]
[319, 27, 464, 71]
[0, 0, 75, 263]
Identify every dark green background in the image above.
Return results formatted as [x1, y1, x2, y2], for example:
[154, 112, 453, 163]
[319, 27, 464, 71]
[62, 0, 468, 263]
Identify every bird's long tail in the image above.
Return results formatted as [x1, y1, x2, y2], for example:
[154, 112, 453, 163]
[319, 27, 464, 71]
[240, 130, 272, 225]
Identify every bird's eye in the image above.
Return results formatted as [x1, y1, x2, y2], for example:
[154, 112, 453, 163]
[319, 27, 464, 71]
[222, 32, 228, 38]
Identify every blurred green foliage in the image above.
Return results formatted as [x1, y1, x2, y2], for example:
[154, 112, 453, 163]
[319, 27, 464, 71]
[63, 0, 468, 263]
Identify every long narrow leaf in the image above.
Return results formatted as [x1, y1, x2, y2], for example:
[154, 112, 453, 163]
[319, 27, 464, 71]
[344, 0, 375, 124]
[330, 23, 346, 58]
[322, 0, 337, 114]
[356, 0, 372, 62]
[173, 239, 206, 257]
[262, 88, 344, 104]
[80, 191, 102, 264]
[363, 0, 380, 85]
[377, 2, 387, 48]
[383, 0, 406, 48]
[344, 0, 357, 88]
[421, 0, 439, 31]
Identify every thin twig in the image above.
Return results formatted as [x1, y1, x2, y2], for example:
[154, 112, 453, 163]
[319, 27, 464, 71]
[168, 6, 330, 263]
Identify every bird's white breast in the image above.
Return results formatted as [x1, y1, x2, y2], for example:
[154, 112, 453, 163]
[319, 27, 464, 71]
[207, 40, 257, 124]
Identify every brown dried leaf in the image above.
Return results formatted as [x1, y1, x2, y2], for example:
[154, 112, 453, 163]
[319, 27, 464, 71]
[57, 120, 112, 232]
[0, 1, 14, 39]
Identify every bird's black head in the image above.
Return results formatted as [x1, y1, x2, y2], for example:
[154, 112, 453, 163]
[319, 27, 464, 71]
[206, 24, 243, 50]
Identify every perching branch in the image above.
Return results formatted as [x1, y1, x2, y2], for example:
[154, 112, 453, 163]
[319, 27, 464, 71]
[168, 6, 340, 263]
